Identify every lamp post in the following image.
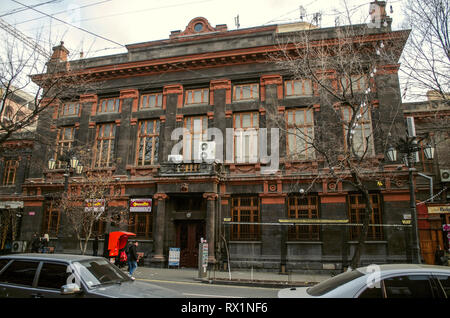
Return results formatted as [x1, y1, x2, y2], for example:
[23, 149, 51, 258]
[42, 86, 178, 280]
[386, 137, 434, 264]
[48, 151, 84, 191]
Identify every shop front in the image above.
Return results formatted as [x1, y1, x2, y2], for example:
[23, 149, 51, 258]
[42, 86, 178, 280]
[418, 203, 450, 264]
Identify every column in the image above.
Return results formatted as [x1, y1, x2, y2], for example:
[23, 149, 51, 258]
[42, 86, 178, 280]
[203, 192, 218, 264]
[152, 193, 168, 266]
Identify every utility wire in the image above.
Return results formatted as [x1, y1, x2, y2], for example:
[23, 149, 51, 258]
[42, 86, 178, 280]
[13, 0, 114, 26]
[11, 0, 125, 47]
[0, 0, 60, 18]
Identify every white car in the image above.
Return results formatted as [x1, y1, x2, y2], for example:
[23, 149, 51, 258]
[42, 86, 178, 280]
[278, 264, 450, 298]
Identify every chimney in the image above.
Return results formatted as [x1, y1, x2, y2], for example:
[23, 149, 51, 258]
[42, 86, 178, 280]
[50, 41, 69, 62]
[369, 1, 391, 29]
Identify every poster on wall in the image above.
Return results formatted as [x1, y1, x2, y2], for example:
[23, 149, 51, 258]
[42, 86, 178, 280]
[130, 198, 152, 212]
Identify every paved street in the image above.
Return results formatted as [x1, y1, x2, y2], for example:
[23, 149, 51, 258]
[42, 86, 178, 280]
[137, 277, 280, 298]
[127, 266, 332, 298]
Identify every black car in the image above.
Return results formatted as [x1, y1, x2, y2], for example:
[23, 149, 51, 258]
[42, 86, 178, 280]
[0, 253, 183, 298]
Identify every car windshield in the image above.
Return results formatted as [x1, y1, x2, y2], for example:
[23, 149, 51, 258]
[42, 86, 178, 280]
[307, 270, 364, 296]
[73, 259, 130, 288]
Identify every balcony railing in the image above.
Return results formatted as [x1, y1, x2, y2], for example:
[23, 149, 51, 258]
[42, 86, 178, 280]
[158, 162, 222, 176]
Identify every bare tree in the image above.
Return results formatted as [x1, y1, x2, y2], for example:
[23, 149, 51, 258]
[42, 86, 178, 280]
[269, 16, 408, 268]
[0, 24, 96, 149]
[56, 167, 128, 255]
[401, 0, 450, 101]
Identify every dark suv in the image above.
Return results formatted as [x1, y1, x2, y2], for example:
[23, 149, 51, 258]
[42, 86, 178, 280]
[0, 253, 182, 298]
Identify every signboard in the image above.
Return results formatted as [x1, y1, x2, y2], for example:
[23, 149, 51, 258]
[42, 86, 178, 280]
[198, 241, 209, 278]
[168, 248, 180, 267]
[85, 199, 105, 213]
[130, 198, 152, 212]
[427, 205, 450, 214]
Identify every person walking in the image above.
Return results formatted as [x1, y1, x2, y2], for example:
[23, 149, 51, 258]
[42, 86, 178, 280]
[40, 234, 49, 253]
[127, 241, 139, 280]
[31, 233, 40, 253]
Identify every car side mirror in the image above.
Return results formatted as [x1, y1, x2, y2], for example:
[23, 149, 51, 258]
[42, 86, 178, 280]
[61, 283, 82, 295]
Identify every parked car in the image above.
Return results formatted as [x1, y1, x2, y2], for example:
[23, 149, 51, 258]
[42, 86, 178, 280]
[0, 253, 183, 298]
[278, 264, 450, 298]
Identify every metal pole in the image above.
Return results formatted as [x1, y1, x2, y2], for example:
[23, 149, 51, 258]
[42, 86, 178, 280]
[408, 154, 421, 264]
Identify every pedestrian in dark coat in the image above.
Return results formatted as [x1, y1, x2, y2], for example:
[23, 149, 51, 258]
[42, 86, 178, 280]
[31, 233, 40, 253]
[127, 241, 139, 280]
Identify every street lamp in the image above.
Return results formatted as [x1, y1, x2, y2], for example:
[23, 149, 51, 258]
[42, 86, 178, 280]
[48, 152, 84, 191]
[386, 137, 435, 264]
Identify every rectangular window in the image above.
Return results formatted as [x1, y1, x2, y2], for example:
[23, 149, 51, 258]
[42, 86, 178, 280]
[287, 195, 320, 241]
[234, 112, 259, 163]
[0, 260, 39, 286]
[94, 123, 116, 168]
[42, 200, 60, 237]
[231, 196, 260, 241]
[55, 126, 75, 169]
[183, 116, 208, 161]
[37, 263, 71, 290]
[136, 119, 160, 166]
[140, 93, 162, 109]
[2, 159, 18, 185]
[185, 88, 209, 105]
[340, 75, 369, 93]
[98, 98, 120, 113]
[285, 79, 313, 97]
[128, 213, 152, 239]
[286, 108, 315, 160]
[59, 102, 80, 117]
[348, 193, 383, 241]
[233, 83, 259, 101]
[341, 106, 375, 157]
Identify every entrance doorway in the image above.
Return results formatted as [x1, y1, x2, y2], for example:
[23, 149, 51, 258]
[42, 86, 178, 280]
[175, 221, 205, 267]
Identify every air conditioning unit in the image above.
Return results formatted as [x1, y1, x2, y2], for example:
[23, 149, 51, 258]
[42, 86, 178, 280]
[168, 154, 183, 163]
[11, 241, 27, 253]
[440, 169, 450, 182]
[197, 141, 215, 162]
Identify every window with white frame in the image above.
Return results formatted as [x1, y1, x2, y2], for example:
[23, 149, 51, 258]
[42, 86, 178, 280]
[185, 88, 209, 105]
[136, 119, 160, 166]
[234, 112, 259, 163]
[55, 126, 75, 169]
[286, 108, 315, 160]
[285, 79, 313, 97]
[340, 74, 369, 93]
[98, 97, 120, 113]
[94, 123, 116, 167]
[341, 105, 375, 157]
[59, 101, 80, 117]
[183, 116, 208, 161]
[140, 93, 162, 109]
[233, 83, 259, 101]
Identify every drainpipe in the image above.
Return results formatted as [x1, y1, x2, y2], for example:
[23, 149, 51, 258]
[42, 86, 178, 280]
[417, 173, 433, 203]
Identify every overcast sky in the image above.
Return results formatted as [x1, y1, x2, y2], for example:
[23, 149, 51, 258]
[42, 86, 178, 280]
[1, 0, 407, 59]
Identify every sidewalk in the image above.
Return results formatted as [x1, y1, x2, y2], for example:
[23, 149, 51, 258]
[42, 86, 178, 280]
[131, 266, 333, 288]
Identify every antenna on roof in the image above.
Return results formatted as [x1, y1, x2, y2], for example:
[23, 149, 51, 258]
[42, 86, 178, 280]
[312, 12, 322, 27]
[234, 15, 240, 29]
[299, 6, 306, 21]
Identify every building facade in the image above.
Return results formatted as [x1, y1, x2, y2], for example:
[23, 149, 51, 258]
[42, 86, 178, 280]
[403, 92, 450, 264]
[20, 7, 422, 271]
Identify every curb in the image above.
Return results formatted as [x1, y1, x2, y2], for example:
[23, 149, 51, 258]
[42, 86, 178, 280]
[194, 277, 317, 289]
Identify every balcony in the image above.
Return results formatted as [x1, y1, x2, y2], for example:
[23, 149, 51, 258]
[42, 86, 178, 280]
[158, 162, 222, 177]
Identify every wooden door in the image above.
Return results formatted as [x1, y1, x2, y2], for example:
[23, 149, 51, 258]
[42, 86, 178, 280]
[176, 221, 205, 267]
